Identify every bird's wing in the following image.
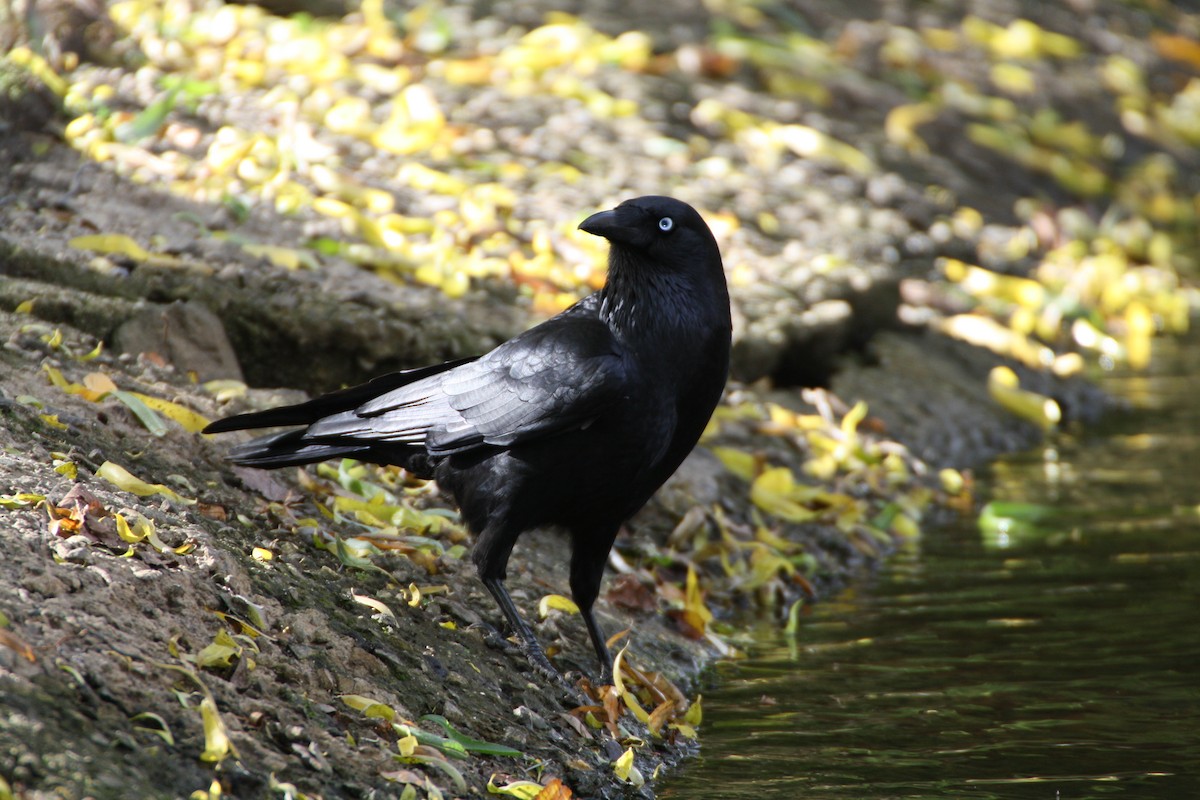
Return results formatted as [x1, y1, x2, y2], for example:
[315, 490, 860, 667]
[202, 357, 476, 433]
[304, 298, 627, 454]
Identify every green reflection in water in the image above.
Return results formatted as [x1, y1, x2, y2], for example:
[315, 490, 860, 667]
[662, 336, 1200, 799]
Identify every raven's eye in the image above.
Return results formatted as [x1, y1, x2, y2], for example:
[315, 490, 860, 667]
[658, 217, 674, 232]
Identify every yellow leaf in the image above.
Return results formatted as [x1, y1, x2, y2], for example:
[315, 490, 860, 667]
[42, 364, 69, 390]
[773, 124, 873, 174]
[42, 364, 106, 402]
[39, 414, 68, 431]
[242, 243, 313, 270]
[75, 341, 104, 361]
[711, 446, 757, 481]
[667, 721, 697, 739]
[620, 688, 651, 725]
[14, 299, 35, 314]
[68, 234, 150, 261]
[128, 393, 211, 433]
[1124, 301, 1154, 371]
[991, 63, 1035, 95]
[685, 565, 712, 629]
[115, 512, 147, 543]
[754, 525, 797, 553]
[840, 401, 868, 438]
[83, 372, 118, 396]
[340, 694, 397, 721]
[939, 468, 966, 495]
[202, 380, 248, 403]
[885, 102, 939, 153]
[744, 545, 795, 590]
[0, 492, 46, 508]
[7, 46, 68, 95]
[612, 747, 643, 786]
[610, 648, 628, 693]
[395, 162, 465, 195]
[683, 695, 702, 727]
[987, 367, 1061, 430]
[397, 734, 418, 757]
[96, 461, 195, 504]
[195, 629, 241, 669]
[251, 546, 273, 561]
[485, 776, 546, 799]
[750, 467, 816, 522]
[537, 594, 580, 619]
[199, 695, 234, 762]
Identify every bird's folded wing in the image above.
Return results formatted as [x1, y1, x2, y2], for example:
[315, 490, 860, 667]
[305, 313, 627, 454]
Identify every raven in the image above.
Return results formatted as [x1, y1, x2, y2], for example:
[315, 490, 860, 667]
[204, 196, 731, 683]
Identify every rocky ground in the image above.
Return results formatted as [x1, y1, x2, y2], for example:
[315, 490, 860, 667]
[1, 1, 1197, 798]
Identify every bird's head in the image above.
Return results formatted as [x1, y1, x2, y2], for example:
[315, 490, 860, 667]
[578, 196, 719, 268]
[579, 196, 730, 338]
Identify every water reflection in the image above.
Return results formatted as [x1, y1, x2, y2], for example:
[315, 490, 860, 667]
[662, 337, 1200, 799]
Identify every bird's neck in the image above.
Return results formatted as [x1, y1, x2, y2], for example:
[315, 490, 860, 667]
[599, 249, 725, 344]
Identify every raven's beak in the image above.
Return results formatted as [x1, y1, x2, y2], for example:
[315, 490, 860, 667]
[578, 208, 621, 239]
[580, 204, 649, 247]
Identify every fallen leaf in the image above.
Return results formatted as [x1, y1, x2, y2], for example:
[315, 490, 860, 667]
[68, 233, 150, 261]
[197, 502, 227, 521]
[604, 574, 657, 614]
[128, 393, 211, 433]
[486, 776, 544, 798]
[612, 747, 643, 786]
[199, 694, 234, 762]
[96, 461, 195, 504]
[0, 629, 35, 662]
[537, 594, 579, 618]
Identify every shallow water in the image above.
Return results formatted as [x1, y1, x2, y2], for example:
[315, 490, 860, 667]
[662, 336, 1200, 800]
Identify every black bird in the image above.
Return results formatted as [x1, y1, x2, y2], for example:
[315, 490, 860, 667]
[204, 196, 731, 683]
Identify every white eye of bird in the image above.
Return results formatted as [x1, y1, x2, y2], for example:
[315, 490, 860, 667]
[658, 217, 674, 232]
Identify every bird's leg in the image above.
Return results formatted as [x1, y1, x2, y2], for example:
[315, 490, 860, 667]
[581, 605, 614, 686]
[569, 527, 620, 685]
[481, 575, 560, 681]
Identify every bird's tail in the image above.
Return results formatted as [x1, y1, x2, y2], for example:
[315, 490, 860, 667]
[224, 429, 367, 468]
[204, 357, 475, 435]
[204, 357, 476, 472]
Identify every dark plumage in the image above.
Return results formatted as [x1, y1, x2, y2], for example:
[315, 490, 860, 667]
[204, 196, 731, 682]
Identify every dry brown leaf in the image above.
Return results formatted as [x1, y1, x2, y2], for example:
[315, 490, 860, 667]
[197, 502, 228, 521]
[535, 778, 573, 800]
[1151, 32, 1200, 69]
[0, 629, 35, 662]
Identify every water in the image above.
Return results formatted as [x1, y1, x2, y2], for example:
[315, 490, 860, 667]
[662, 336, 1200, 800]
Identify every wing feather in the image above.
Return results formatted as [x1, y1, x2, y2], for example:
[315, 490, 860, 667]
[303, 294, 626, 454]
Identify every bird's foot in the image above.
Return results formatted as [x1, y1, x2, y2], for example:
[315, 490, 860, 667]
[522, 642, 573, 690]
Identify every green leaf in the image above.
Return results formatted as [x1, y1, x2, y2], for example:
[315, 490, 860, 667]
[315, 533, 391, 577]
[115, 86, 181, 143]
[112, 390, 169, 437]
[393, 722, 468, 759]
[130, 712, 175, 744]
[394, 754, 467, 793]
[421, 715, 524, 757]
